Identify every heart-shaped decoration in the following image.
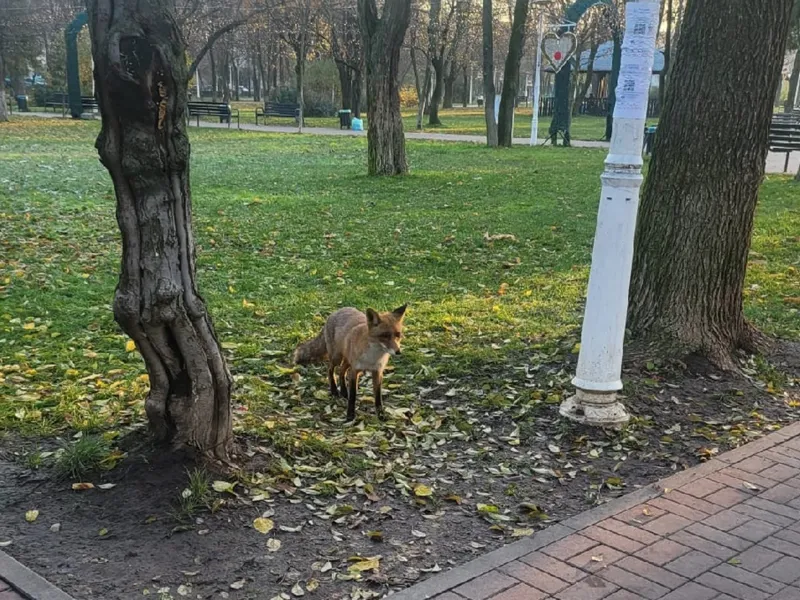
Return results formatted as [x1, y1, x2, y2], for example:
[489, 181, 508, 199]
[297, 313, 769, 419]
[542, 32, 578, 73]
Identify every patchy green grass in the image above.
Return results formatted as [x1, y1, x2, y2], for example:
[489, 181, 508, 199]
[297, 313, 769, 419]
[0, 116, 797, 441]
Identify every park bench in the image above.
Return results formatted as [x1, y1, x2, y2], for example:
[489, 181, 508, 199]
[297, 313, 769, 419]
[187, 101, 239, 128]
[43, 93, 98, 116]
[255, 101, 301, 125]
[769, 114, 800, 173]
[44, 92, 69, 113]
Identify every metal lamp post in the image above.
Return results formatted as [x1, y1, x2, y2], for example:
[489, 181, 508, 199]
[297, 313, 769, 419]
[560, 0, 661, 426]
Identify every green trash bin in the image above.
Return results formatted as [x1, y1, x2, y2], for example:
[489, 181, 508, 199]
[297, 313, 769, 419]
[16, 95, 28, 112]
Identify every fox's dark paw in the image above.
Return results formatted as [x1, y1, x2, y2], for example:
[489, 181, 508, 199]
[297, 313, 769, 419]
[376, 410, 387, 422]
[345, 413, 356, 423]
[330, 388, 342, 398]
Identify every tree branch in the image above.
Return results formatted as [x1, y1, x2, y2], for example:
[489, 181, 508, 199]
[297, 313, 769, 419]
[187, 9, 267, 81]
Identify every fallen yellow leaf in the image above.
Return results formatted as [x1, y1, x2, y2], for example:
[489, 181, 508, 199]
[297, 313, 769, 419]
[125, 340, 136, 352]
[25, 510, 39, 523]
[413, 484, 432, 497]
[71, 482, 95, 491]
[253, 517, 274, 534]
[349, 556, 380, 573]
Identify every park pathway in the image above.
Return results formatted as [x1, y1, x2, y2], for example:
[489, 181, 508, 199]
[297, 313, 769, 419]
[4, 424, 800, 599]
[11, 111, 798, 175]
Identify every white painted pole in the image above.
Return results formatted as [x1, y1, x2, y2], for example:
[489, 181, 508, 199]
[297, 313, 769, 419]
[530, 11, 544, 145]
[560, 0, 661, 427]
[196, 69, 201, 99]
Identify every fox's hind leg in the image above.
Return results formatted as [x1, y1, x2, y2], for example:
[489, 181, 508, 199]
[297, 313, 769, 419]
[328, 357, 341, 397]
[372, 371, 385, 420]
[339, 361, 350, 398]
[346, 369, 360, 422]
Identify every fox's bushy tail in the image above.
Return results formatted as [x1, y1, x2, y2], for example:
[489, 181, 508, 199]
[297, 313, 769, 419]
[292, 330, 327, 365]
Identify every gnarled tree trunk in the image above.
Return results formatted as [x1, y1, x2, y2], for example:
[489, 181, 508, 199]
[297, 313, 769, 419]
[359, 0, 411, 175]
[482, 0, 497, 147]
[0, 53, 7, 122]
[785, 51, 800, 113]
[429, 56, 444, 125]
[497, 0, 529, 147]
[628, 0, 794, 369]
[87, 0, 233, 459]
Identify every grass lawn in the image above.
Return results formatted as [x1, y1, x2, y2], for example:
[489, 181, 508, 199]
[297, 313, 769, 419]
[0, 117, 798, 599]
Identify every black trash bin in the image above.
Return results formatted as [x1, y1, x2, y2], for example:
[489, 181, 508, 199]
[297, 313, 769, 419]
[338, 109, 352, 129]
[16, 95, 28, 112]
[477, 98, 484, 107]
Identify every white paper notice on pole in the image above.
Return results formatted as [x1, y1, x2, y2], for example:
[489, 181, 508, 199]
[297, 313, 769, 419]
[613, 2, 660, 120]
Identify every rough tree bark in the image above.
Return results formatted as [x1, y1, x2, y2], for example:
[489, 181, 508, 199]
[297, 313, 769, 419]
[358, 0, 411, 175]
[482, 0, 497, 146]
[658, 0, 673, 110]
[427, 0, 444, 126]
[497, 0, 529, 147]
[0, 53, 7, 122]
[443, 60, 456, 109]
[87, 0, 233, 459]
[573, 41, 599, 117]
[628, 0, 794, 369]
[210, 49, 218, 102]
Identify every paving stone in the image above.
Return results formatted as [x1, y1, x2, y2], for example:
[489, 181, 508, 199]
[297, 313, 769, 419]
[642, 514, 692, 536]
[582, 526, 645, 554]
[597, 519, 661, 546]
[746, 498, 800, 520]
[728, 519, 781, 543]
[435, 594, 466, 600]
[705, 487, 754, 508]
[0, 592, 26, 600]
[695, 572, 770, 600]
[759, 556, 800, 585]
[616, 505, 665, 526]
[489, 583, 549, 600]
[710, 564, 785, 595]
[731, 503, 795, 528]
[669, 531, 737, 560]
[733, 546, 784, 573]
[766, 586, 800, 599]
[0, 582, 8, 593]
[762, 535, 800, 559]
[604, 591, 646, 600]
[542, 535, 599, 561]
[648, 497, 708, 522]
[616, 555, 687, 590]
[568, 545, 626, 573]
[760, 484, 800, 504]
[704, 509, 752, 532]
[555, 575, 618, 600]
[687, 523, 754, 551]
[709, 469, 775, 492]
[659, 582, 719, 600]
[636, 539, 691, 566]
[736, 456, 777, 474]
[760, 463, 800, 482]
[520, 552, 586, 583]
[679, 479, 726, 499]
[501, 561, 568, 595]
[665, 550, 722, 579]
[663, 490, 722, 515]
[598, 565, 669, 600]
[454, 572, 518, 600]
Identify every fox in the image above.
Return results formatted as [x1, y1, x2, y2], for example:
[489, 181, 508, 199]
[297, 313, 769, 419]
[293, 305, 407, 422]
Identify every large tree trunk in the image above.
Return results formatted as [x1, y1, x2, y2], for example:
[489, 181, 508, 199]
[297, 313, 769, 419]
[233, 62, 240, 101]
[462, 64, 469, 107]
[359, 0, 411, 175]
[351, 70, 362, 117]
[86, 0, 233, 459]
[482, 0, 497, 146]
[497, 0, 529, 147]
[443, 60, 456, 109]
[210, 49, 218, 102]
[628, 0, 794, 370]
[252, 56, 261, 102]
[785, 51, 800, 112]
[336, 60, 353, 110]
[429, 56, 444, 125]
[604, 30, 621, 141]
[573, 41, 598, 117]
[0, 53, 8, 122]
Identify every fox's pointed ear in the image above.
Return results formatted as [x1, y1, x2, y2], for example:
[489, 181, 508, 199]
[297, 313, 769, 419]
[392, 304, 408, 320]
[366, 308, 381, 327]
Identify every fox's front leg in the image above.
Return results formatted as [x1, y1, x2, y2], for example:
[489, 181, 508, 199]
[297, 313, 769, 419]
[372, 370, 385, 420]
[346, 370, 360, 422]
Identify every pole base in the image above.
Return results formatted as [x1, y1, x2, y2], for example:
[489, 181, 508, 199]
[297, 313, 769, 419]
[559, 389, 630, 427]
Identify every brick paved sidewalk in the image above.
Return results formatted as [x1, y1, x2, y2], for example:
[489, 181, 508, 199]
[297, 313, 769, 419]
[0, 578, 25, 600]
[389, 423, 800, 600]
